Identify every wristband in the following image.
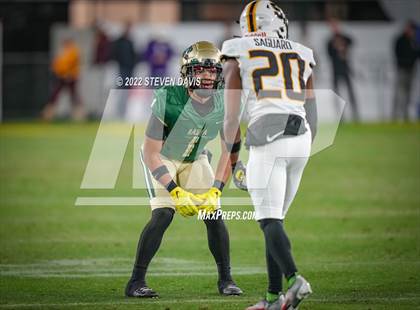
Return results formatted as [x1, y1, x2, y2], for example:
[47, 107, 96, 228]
[225, 140, 241, 153]
[151, 165, 169, 181]
[213, 180, 225, 192]
[165, 180, 178, 192]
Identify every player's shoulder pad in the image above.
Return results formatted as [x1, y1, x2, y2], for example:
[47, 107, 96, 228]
[292, 40, 316, 68]
[151, 85, 187, 124]
[153, 85, 186, 106]
[153, 85, 175, 97]
[221, 38, 242, 60]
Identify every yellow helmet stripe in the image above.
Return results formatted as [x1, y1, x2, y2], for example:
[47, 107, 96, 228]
[247, 1, 259, 33]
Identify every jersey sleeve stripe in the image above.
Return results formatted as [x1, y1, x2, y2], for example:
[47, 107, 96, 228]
[140, 148, 156, 199]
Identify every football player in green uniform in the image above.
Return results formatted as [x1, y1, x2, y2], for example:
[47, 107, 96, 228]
[125, 41, 243, 298]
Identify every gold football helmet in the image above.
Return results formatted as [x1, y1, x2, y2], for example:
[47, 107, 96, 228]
[180, 41, 223, 90]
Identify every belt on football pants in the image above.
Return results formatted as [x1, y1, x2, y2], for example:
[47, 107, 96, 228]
[245, 114, 307, 147]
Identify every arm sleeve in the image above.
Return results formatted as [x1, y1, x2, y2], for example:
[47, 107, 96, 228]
[145, 114, 167, 140]
[304, 97, 317, 142]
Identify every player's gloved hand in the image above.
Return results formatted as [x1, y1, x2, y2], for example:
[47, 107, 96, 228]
[232, 161, 247, 191]
[169, 187, 199, 217]
[195, 187, 221, 214]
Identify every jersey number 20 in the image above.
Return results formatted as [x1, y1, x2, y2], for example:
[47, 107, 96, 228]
[249, 50, 305, 102]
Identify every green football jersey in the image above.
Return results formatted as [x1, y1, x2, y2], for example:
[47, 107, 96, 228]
[151, 85, 224, 162]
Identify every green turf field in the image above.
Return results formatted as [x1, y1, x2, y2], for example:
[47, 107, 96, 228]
[0, 122, 419, 309]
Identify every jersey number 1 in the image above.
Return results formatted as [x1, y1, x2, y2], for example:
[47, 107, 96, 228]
[249, 50, 305, 102]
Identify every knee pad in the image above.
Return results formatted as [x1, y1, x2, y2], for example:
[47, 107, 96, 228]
[150, 208, 174, 228]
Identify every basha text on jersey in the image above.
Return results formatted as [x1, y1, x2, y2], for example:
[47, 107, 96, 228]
[253, 38, 292, 50]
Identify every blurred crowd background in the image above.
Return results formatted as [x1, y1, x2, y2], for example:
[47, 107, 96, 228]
[0, 0, 419, 122]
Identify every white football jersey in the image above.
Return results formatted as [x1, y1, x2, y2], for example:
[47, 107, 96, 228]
[221, 34, 316, 125]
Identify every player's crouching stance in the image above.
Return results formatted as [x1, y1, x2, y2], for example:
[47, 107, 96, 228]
[125, 41, 243, 298]
[221, 1, 317, 309]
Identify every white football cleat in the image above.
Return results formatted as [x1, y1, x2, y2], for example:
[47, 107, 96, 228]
[281, 276, 312, 310]
[267, 294, 285, 310]
[246, 294, 285, 310]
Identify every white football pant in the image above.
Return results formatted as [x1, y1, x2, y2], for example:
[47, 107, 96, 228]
[247, 128, 311, 221]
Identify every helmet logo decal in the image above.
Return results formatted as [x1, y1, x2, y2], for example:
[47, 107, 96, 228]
[183, 46, 193, 60]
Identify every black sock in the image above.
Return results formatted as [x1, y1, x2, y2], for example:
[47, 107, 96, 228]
[259, 219, 297, 279]
[130, 208, 174, 286]
[266, 243, 283, 294]
[204, 217, 232, 282]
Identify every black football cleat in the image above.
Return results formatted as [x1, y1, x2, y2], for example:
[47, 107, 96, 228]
[218, 280, 243, 296]
[125, 281, 159, 298]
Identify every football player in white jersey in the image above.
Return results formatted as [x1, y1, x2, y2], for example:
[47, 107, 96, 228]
[221, 1, 317, 309]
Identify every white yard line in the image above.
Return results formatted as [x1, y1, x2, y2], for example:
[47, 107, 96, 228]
[0, 231, 417, 245]
[1, 257, 419, 278]
[1, 296, 420, 308]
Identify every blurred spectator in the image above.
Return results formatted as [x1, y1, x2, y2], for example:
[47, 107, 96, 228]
[327, 20, 359, 121]
[93, 26, 111, 65]
[393, 21, 419, 121]
[111, 22, 137, 117]
[42, 37, 84, 121]
[112, 22, 137, 82]
[143, 36, 174, 78]
[92, 25, 111, 118]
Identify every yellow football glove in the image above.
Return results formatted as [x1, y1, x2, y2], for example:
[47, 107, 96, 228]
[232, 161, 247, 191]
[195, 187, 221, 214]
[169, 186, 199, 217]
